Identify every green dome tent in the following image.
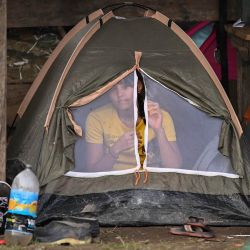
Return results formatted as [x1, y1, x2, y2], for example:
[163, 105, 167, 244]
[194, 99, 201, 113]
[7, 3, 250, 226]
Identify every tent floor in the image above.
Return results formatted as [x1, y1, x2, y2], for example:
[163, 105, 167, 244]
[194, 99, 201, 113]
[1, 226, 250, 249]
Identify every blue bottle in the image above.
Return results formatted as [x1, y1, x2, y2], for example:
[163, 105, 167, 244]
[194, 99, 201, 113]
[4, 165, 39, 246]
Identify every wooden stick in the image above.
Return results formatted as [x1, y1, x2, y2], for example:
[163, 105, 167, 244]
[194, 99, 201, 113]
[0, 0, 6, 181]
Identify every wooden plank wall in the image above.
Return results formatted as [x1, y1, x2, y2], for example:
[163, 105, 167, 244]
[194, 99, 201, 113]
[7, 0, 240, 27]
[0, 0, 6, 181]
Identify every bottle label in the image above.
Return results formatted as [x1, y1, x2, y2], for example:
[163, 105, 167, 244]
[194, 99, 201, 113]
[8, 189, 38, 218]
[5, 213, 34, 235]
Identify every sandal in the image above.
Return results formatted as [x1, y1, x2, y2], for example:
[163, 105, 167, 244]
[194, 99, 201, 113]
[188, 216, 205, 224]
[170, 222, 214, 238]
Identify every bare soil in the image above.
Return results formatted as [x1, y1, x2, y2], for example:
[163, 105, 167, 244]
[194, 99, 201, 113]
[1, 226, 250, 250]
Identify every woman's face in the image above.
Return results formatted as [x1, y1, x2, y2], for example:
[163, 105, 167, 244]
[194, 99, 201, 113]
[109, 80, 134, 111]
[109, 75, 143, 112]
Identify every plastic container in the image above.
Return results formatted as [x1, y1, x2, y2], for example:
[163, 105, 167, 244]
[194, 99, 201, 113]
[4, 165, 39, 246]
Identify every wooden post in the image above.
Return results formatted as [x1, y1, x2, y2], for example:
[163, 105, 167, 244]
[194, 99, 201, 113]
[218, 0, 229, 94]
[226, 26, 250, 121]
[0, 0, 6, 181]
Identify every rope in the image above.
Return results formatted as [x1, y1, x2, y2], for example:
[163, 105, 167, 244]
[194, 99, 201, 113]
[143, 169, 149, 184]
[134, 170, 141, 185]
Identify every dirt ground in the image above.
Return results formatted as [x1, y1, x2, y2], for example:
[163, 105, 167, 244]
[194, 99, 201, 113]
[1, 226, 250, 250]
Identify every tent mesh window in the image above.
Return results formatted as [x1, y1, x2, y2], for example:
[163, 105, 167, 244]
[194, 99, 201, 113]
[71, 72, 140, 173]
[70, 71, 235, 175]
[143, 73, 235, 174]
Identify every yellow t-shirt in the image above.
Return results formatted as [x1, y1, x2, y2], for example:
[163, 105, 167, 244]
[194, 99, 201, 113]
[85, 104, 176, 170]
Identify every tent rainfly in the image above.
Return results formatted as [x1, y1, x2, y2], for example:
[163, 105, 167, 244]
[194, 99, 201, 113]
[7, 4, 250, 226]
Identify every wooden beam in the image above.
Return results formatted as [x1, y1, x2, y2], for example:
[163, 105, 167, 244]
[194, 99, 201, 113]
[227, 26, 250, 121]
[7, 0, 240, 28]
[217, 0, 229, 94]
[0, 0, 6, 181]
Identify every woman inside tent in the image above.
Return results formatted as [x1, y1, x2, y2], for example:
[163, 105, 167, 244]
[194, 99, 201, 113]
[85, 71, 182, 172]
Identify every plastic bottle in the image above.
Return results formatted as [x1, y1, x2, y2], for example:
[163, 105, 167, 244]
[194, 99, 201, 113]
[4, 165, 39, 246]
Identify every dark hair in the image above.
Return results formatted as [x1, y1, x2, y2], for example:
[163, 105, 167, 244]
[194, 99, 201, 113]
[120, 73, 134, 86]
[136, 70, 146, 121]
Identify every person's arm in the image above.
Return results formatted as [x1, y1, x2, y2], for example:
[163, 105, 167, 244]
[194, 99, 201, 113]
[86, 142, 117, 172]
[147, 101, 182, 168]
[154, 128, 182, 168]
[86, 126, 135, 172]
[85, 113, 114, 171]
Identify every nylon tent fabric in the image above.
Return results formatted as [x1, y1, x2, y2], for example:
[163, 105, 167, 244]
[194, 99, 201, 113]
[7, 16, 104, 171]
[37, 16, 242, 184]
[7, 9, 250, 226]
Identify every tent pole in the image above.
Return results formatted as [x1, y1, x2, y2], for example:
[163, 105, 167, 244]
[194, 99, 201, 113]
[0, 0, 6, 181]
[218, 0, 229, 94]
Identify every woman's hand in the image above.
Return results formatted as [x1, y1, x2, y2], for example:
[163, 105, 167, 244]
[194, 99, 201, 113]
[111, 131, 134, 156]
[147, 100, 163, 131]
